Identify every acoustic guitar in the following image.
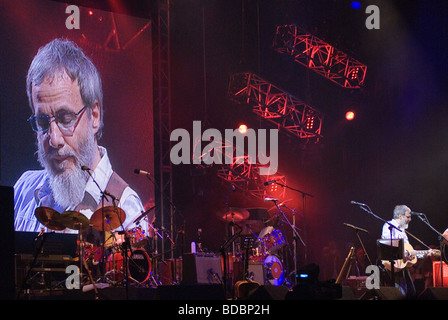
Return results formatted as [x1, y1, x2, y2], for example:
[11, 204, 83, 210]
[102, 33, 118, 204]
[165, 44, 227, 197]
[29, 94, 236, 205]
[382, 243, 440, 272]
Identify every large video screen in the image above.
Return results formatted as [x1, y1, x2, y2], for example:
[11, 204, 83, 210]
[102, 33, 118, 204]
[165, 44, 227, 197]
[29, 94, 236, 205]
[0, 0, 154, 234]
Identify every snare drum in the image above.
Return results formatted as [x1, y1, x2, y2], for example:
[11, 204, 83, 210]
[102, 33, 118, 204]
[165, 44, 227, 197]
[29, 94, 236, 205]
[106, 249, 151, 284]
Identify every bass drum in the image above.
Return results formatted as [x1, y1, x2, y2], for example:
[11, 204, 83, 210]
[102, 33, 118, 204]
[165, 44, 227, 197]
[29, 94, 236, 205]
[263, 255, 284, 286]
[106, 249, 151, 284]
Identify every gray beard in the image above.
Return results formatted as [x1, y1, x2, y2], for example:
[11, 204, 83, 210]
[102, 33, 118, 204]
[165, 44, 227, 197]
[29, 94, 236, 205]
[37, 128, 96, 209]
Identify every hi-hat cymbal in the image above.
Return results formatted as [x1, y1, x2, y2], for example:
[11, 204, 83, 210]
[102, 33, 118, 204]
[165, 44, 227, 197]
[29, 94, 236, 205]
[217, 207, 250, 222]
[90, 206, 126, 231]
[60, 211, 89, 230]
[34, 207, 66, 231]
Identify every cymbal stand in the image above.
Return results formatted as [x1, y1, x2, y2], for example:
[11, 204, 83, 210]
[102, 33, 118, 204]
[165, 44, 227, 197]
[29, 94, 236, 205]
[282, 203, 306, 285]
[267, 198, 304, 286]
[271, 181, 313, 265]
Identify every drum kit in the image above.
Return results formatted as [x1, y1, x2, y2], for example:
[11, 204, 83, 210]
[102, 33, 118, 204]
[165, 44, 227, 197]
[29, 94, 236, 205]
[33, 198, 303, 292]
[217, 206, 289, 288]
[34, 205, 156, 288]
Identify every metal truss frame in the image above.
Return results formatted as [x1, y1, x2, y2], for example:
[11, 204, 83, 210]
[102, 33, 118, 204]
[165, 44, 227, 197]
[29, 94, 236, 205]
[228, 72, 323, 142]
[216, 159, 286, 201]
[273, 24, 367, 89]
[153, 0, 174, 259]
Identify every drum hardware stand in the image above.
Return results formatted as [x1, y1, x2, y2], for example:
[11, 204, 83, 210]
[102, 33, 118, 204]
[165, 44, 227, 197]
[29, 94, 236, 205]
[266, 198, 305, 286]
[17, 228, 48, 299]
[268, 182, 313, 266]
[77, 227, 100, 299]
[84, 167, 129, 297]
[219, 226, 242, 299]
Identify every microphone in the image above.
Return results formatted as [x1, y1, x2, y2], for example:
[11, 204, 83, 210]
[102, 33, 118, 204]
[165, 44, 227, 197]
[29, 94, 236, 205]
[81, 165, 91, 171]
[264, 197, 278, 202]
[350, 201, 367, 206]
[134, 169, 151, 176]
[103, 190, 117, 201]
[411, 211, 424, 216]
[343, 222, 369, 234]
[264, 180, 277, 186]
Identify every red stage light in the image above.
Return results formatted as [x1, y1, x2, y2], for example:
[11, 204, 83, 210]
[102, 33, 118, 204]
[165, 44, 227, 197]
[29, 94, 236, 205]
[88, 10, 94, 16]
[345, 111, 355, 121]
[238, 124, 248, 134]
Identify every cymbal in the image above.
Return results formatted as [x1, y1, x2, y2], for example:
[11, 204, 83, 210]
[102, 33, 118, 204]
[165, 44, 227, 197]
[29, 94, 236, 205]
[60, 211, 89, 230]
[34, 207, 66, 231]
[267, 199, 292, 211]
[90, 206, 126, 231]
[237, 219, 265, 234]
[217, 207, 250, 222]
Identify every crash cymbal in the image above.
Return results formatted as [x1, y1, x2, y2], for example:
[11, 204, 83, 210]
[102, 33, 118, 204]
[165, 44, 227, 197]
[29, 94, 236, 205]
[217, 207, 250, 222]
[236, 219, 265, 234]
[60, 210, 89, 230]
[267, 199, 292, 211]
[34, 207, 66, 231]
[90, 206, 126, 231]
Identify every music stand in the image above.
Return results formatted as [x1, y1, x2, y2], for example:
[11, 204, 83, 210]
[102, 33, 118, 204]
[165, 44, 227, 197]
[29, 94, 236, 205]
[377, 238, 404, 285]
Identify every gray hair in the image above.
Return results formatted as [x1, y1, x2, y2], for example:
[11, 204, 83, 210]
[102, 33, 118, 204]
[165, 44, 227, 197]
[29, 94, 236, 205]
[26, 38, 104, 139]
[393, 205, 411, 219]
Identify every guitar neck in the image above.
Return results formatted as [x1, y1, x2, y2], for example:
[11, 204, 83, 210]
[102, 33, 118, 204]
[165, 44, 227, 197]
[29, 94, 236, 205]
[411, 249, 438, 259]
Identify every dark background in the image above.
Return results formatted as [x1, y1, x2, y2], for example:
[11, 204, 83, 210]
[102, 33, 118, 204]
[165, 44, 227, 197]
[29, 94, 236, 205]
[167, 0, 448, 277]
[2, 0, 448, 282]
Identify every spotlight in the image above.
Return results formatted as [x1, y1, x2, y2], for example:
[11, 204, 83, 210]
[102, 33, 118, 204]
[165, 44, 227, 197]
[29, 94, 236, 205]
[345, 111, 355, 121]
[238, 124, 248, 134]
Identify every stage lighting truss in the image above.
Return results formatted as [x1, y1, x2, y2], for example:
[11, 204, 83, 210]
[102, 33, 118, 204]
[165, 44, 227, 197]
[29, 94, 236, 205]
[228, 72, 323, 142]
[216, 159, 287, 201]
[192, 136, 287, 201]
[273, 24, 367, 89]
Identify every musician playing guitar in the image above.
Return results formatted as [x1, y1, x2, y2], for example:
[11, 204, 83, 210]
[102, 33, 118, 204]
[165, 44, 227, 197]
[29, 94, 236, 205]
[380, 205, 418, 298]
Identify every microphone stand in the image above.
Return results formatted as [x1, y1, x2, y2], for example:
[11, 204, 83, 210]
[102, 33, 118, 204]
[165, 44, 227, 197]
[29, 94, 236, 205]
[413, 213, 448, 287]
[267, 198, 304, 286]
[352, 202, 402, 286]
[83, 167, 128, 297]
[270, 181, 312, 265]
[343, 223, 373, 277]
[139, 171, 184, 263]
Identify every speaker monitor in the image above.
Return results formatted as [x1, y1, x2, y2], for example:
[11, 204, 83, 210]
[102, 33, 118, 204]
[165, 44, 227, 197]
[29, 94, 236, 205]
[419, 287, 448, 300]
[359, 287, 404, 300]
[248, 261, 265, 284]
[156, 284, 225, 300]
[0, 186, 15, 300]
[182, 253, 222, 285]
[248, 285, 289, 300]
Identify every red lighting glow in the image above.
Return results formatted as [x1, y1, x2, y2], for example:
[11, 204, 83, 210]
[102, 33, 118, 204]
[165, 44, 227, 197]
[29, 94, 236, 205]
[238, 124, 248, 134]
[345, 111, 355, 121]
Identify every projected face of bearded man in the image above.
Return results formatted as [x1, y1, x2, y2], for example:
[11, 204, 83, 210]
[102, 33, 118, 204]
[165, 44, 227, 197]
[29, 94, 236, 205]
[33, 70, 102, 209]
